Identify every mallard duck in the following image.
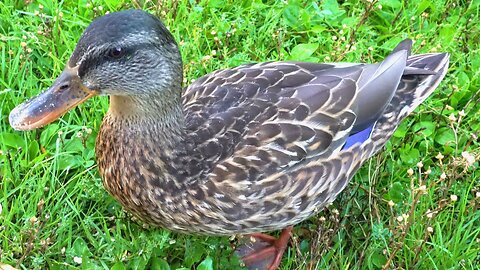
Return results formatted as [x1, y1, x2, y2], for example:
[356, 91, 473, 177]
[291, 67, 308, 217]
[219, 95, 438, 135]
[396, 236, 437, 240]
[10, 9, 448, 270]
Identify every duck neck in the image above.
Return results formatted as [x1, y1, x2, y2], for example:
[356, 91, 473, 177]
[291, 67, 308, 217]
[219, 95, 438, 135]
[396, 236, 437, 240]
[96, 87, 200, 225]
[106, 88, 185, 146]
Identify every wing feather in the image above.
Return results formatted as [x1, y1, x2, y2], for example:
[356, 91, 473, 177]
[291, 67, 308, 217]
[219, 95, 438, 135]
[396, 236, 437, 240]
[182, 62, 362, 185]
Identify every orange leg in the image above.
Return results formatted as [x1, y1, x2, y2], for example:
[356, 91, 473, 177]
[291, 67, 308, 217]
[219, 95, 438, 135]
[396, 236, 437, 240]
[238, 226, 293, 270]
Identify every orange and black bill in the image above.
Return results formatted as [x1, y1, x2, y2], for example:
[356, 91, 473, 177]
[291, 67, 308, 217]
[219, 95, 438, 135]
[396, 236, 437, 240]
[9, 66, 97, 131]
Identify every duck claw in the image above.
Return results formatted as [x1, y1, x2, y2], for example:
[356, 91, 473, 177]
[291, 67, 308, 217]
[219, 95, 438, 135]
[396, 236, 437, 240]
[235, 226, 293, 270]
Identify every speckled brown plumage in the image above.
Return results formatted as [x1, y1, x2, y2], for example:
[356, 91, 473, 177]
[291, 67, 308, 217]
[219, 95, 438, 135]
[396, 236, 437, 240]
[10, 10, 449, 240]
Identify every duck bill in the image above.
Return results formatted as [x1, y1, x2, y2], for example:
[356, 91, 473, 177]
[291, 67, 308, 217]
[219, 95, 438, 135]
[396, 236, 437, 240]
[9, 66, 97, 131]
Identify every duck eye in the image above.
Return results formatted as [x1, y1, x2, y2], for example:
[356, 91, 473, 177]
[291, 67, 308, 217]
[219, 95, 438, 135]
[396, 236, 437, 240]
[108, 47, 124, 59]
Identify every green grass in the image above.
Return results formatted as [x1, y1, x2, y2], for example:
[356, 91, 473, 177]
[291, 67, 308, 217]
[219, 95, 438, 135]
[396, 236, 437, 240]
[1, 0, 479, 269]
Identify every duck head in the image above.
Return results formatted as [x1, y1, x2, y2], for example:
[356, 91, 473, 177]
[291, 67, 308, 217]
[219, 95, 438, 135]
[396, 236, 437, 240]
[10, 10, 182, 131]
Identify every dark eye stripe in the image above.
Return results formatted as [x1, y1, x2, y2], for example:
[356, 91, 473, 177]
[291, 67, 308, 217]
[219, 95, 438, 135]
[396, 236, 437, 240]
[77, 43, 154, 77]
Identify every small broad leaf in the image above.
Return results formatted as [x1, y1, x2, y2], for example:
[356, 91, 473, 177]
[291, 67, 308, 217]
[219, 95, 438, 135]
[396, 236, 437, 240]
[289, 43, 319, 61]
[283, 3, 302, 30]
[46, 262, 61, 270]
[149, 258, 170, 270]
[83, 258, 102, 270]
[40, 124, 59, 148]
[84, 160, 95, 168]
[392, 122, 408, 138]
[379, 0, 402, 9]
[399, 145, 420, 164]
[197, 257, 213, 270]
[64, 138, 85, 153]
[369, 250, 387, 268]
[207, 0, 224, 8]
[416, 0, 432, 14]
[184, 240, 206, 268]
[72, 237, 92, 257]
[128, 256, 148, 270]
[439, 25, 455, 44]
[310, 25, 326, 33]
[434, 127, 455, 146]
[300, 239, 310, 253]
[28, 140, 40, 160]
[320, 0, 345, 22]
[388, 181, 407, 202]
[111, 262, 126, 270]
[0, 132, 26, 149]
[57, 154, 82, 170]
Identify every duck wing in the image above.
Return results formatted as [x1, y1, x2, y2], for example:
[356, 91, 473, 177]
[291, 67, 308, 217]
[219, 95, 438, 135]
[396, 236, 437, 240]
[183, 41, 409, 179]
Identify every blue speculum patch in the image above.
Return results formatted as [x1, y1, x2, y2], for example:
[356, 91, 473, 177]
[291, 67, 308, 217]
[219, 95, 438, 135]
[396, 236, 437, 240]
[342, 125, 374, 150]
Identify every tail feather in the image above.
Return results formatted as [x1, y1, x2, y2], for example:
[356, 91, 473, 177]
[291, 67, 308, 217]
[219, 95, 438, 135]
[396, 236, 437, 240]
[391, 39, 413, 56]
[369, 52, 450, 156]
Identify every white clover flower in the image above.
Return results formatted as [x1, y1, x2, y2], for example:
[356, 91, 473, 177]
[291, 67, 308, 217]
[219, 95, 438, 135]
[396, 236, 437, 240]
[448, 113, 457, 122]
[73, 256, 82, 264]
[461, 151, 475, 166]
